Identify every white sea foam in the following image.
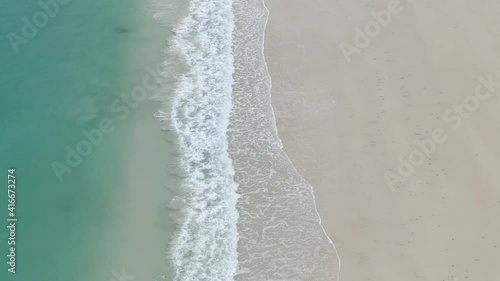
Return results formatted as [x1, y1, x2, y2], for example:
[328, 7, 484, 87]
[152, 0, 340, 279]
[153, 0, 240, 280]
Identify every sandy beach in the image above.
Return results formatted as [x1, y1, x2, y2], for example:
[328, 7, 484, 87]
[264, 0, 500, 280]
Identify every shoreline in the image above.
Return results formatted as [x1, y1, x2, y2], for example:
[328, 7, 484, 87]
[230, 0, 340, 279]
[261, 0, 342, 270]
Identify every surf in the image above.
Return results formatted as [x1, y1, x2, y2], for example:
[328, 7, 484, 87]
[152, 0, 240, 280]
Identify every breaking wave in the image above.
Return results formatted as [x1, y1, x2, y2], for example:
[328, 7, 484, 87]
[153, 0, 239, 280]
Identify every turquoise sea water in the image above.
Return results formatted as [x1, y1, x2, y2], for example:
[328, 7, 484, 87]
[2, 0, 339, 280]
[0, 0, 172, 280]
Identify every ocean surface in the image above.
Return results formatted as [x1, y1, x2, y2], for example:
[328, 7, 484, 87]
[1, 0, 340, 280]
[0, 0, 172, 280]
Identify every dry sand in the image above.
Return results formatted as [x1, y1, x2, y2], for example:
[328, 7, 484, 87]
[264, 0, 500, 280]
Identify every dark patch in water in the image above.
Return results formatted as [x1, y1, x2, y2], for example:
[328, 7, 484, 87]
[114, 27, 132, 34]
